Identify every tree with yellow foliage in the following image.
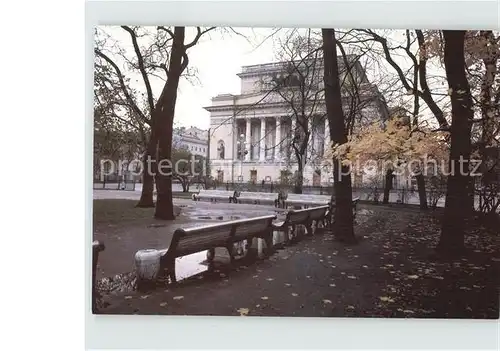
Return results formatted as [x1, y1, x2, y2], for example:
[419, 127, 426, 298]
[326, 118, 449, 209]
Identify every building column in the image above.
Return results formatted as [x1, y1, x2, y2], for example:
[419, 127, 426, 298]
[259, 117, 266, 161]
[291, 118, 297, 161]
[308, 117, 315, 158]
[245, 118, 251, 161]
[274, 117, 281, 160]
[324, 118, 330, 156]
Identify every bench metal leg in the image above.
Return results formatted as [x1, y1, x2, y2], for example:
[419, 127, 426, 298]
[206, 248, 216, 271]
[226, 246, 236, 264]
[306, 220, 313, 236]
[264, 231, 274, 256]
[166, 257, 176, 284]
[92, 241, 105, 313]
[245, 237, 258, 259]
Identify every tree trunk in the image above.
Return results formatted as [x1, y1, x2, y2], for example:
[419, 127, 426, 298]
[437, 30, 473, 256]
[465, 176, 475, 213]
[322, 28, 356, 244]
[415, 173, 428, 209]
[294, 156, 304, 194]
[383, 169, 393, 204]
[181, 178, 190, 192]
[136, 133, 157, 208]
[154, 27, 185, 220]
[136, 150, 155, 207]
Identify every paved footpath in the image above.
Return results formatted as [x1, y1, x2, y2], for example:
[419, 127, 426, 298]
[99, 230, 385, 317]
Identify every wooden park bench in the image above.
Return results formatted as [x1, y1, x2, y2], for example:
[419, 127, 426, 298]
[134, 214, 277, 288]
[192, 189, 237, 203]
[272, 205, 329, 245]
[282, 193, 333, 209]
[92, 240, 105, 312]
[234, 191, 279, 206]
[327, 197, 361, 227]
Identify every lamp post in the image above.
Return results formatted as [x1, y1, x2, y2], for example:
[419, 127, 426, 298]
[236, 133, 247, 182]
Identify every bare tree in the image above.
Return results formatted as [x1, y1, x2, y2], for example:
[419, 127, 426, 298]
[340, 29, 456, 209]
[94, 26, 213, 216]
[265, 30, 325, 193]
[153, 26, 215, 219]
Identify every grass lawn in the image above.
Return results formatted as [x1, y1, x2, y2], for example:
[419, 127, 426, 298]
[93, 199, 156, 226]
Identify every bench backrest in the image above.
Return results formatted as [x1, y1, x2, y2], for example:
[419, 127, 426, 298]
[308, 205, 329, 221]
[232, 216, 276, 241]
[198, 189, 234, 196]
[330, 197, 360, 207]
[169, 215, 277, 257]
[286, 193, 331, 201]
[239, 191, 277, 198]
[286, 205, 329, 225]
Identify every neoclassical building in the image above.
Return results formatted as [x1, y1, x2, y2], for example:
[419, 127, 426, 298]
[173, 126, 209, 157]
[205, 58, 389, 186]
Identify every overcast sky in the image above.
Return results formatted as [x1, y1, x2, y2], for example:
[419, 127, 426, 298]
[96, 27, 447, 131]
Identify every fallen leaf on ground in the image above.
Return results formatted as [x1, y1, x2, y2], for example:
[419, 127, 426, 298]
[160, 302, 168, 307]
[347, 305, 355, 310]
[291, 293, 299, 297]
[347, 275, 357, 279]
[329, 284, 336, 287]
[173, 296, 184, 300]
[407, 275, 419, 280]
[323, 299, 332, 304]
[285, 283, 291, 287]
[252, 275, 258, 278]
[379, 296, 395, 303]
[140, 295, 149, 299]
[261, 296, 269, 300]
[124, 296, 133, 300]
[236, 308, 249, 316]
[362, 265, 368, 268]
[266, 278, 274, 281]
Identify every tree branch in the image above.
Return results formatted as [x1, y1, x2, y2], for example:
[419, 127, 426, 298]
[94, 48, 151, 126]
[185, 27, 216, 50]
[121, 26, 156, 116]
